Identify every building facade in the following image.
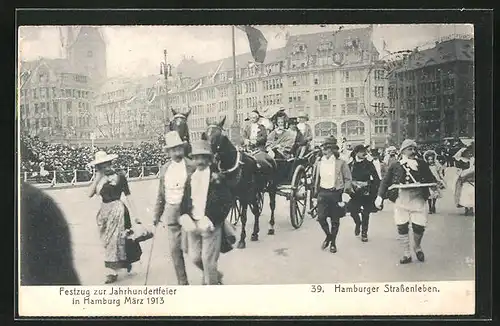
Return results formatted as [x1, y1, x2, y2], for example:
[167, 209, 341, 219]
[164, 26, 391, 147]
[19, 27, 106, 142]
[388, 38, 474, 144]
[19, 59, 95, 141]
[94, 75, 166, 141]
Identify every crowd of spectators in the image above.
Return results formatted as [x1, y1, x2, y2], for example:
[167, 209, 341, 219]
[21, 134, 166, 183]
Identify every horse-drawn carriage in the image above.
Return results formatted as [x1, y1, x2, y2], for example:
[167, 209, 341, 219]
[229, 113, 320, 229]
[168, 108, 321, 249]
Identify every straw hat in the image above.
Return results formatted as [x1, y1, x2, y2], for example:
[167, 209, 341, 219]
[191, 140, 213, 156]
[89, 151, 118, 166]
[164, 131, 184, 149]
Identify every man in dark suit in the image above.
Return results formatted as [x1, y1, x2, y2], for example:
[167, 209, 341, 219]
[180, 140, 233, 285]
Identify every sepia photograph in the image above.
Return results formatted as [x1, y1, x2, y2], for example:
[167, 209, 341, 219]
[17, 21, 476, 317]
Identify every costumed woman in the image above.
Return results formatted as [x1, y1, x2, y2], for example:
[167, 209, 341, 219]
[423, 150, 446, 214]
[88, 151, 141, 284]
[453, 143, 475, 216]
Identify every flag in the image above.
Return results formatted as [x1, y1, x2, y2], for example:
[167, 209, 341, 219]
[211, 61, 223, 82]
[237, 25, 268, 64]
[186, 79, 202, 92]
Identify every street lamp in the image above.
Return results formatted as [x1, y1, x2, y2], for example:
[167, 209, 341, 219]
[160, 50, 173, 133]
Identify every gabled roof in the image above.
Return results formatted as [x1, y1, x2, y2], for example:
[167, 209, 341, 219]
[286, 26, 377, 54]
[19, 58, 81, 75]
[176, 47, 287, 80]
[393, 38, 473, 72]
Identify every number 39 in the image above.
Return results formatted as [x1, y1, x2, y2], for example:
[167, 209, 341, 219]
[311, 285, 324, 293]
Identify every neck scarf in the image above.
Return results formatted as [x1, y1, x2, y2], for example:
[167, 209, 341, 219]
[400, 155, 418, 171]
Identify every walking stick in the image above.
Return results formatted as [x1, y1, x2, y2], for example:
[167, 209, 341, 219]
[144, 224, 158, 286]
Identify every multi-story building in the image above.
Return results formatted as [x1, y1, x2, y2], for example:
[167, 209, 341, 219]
[388, 37, 474, 144]
[18, 27, 107, 142]
[94, 75, 166, 141]
[19, 58, 95, 141]
[168, 26, 390, 147]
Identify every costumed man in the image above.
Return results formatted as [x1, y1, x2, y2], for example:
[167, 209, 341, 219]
[179, 140, 234, 285]
[453, 143, 475, 216]
[312, 136, 353, 253]
[296, 114, 313, 158]
[348, 145, 380, 242]
[153, 131, 196, 285]
[242, 110, 267, 152]
[266, 113, 297, 160]
[375, 139, 438, 264]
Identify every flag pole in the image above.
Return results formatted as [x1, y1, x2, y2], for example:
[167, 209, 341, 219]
[230, 26, 241, 144]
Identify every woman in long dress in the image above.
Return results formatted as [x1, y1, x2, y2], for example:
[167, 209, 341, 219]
[453, 145, 475, 216]
[423, 150, 446, 214]
[88, 151, 141, 284]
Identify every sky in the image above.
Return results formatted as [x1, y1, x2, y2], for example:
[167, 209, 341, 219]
[18, 24, 473, 78]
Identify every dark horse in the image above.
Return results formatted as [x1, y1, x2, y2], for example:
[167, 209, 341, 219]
[203, 116, 278, 249]
[167, 108, 192, 156]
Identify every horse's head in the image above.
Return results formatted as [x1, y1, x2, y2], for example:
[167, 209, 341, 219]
[203, 115, 226, 150]
[169, 108, 191, 142]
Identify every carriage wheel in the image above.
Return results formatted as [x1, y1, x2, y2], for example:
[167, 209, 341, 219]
[230, 198, 242, 226]
[290, 165, 308, 229]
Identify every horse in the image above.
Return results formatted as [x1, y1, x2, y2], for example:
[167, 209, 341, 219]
[202, 116, 278, 249]
[168, 108, 192, 156]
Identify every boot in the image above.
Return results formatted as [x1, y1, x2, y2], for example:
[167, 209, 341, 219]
[432, 199, 437, 214]
[352, 212, 361, 236]
[321, 235, 331, 250]
[428, 199, 433, 214]
[330, 220, 340, 253]
[413, 232, 425, 262]
[361, 212, 369, 242]
[398, 233, 412, 264]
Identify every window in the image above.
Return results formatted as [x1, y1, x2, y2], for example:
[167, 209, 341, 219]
[341, 120, 365, 136]
[345, 87, 355, 98]
[374, 118, 389, 134]
[342, 71, 349, 82]
[374, 70, 385, 80]
[315, 122, 337, 137]
[374, 86, 384, 98]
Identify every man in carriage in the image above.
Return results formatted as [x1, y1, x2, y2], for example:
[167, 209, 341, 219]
[242, 109, 268, 152]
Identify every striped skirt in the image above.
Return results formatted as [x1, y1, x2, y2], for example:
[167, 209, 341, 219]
[96, 200, 131, 269]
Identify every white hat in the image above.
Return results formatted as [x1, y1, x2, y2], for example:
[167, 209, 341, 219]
[164, 131, 184, 149]
[400, 139, 417, 152]
[89, 151, 118, 166]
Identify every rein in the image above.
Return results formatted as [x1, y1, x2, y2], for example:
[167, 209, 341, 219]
[208, 124, 242, 175]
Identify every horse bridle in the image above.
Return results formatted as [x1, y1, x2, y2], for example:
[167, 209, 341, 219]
[206, 124, 241, 174]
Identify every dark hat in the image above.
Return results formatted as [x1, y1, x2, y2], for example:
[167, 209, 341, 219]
[250, 110, 262, 117]
[321, 136, 338, 148]
[351, 144, 368, 158]
[298, 113, 309, 121]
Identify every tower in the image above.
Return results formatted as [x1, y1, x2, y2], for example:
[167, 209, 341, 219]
[67, 26, 107, 86]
